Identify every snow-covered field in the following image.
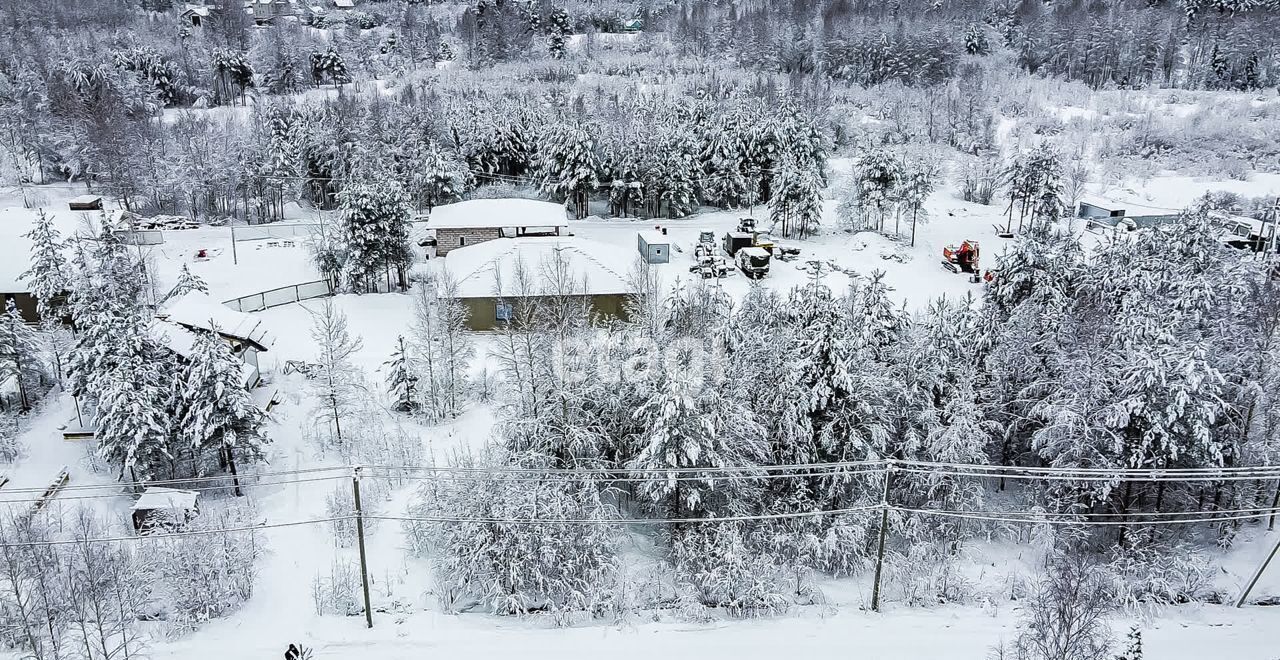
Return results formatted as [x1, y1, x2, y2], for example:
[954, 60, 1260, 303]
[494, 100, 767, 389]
[5, 171, 1280, 659]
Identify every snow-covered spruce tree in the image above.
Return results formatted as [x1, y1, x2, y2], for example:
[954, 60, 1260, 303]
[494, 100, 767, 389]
[768, 155, 824, 238]
[384, 335, 419, 413]
[981, 221, 1086, 470]
[161, 263, 208, 304]
[65, 234, 147, 418]
[339, 181, 414, 292]
[96, 334, 176, 481]
[546, 7, 571, 59]
[889, 297, 992, 543]
[0, 299, 44, 412]
[410, 144, 470, 211]
[178, 327, 268, 492]
[308, 300, 364, 444]
[406, 449, 620, 619]
[19, 210, 69, 318]
[628, 362, 769, 520]
[539, 122, 599, 219]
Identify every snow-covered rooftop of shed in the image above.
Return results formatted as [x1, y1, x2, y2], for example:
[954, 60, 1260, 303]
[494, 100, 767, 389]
[148, 320, 260, 387]
[638, 230, 670, 244]
[0, 207, 99, 292]
[131, 487, 198, 512]
[444, 237, 636, 299]
[160, 291, 275, 351]
[427, 199, 569, 230]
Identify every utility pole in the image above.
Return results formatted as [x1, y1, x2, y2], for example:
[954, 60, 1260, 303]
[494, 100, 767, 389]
[352, 466, 374, 628]
[1235, 533, 1280, 608]
[871, 460, 895, 613]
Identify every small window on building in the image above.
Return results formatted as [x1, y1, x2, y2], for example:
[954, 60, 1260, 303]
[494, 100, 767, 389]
[495, 302, 513, 322]
[459, 236, 468, 246]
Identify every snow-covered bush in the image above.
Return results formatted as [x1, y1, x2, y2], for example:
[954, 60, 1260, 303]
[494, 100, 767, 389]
[887, 545, 976, 607]
[670, 524, 792, 618]
[0, 413, 21, 463]
[1104, 541, 1216, 611]
[404, 450, 620, 620]
[997, 552, 1114, 660]
[311, 559, 364, 617]
[137, 503, 264, 634]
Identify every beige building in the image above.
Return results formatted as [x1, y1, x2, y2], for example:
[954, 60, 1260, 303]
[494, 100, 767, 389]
[428, 199, 570, 256]
[443, 237, 637, 331]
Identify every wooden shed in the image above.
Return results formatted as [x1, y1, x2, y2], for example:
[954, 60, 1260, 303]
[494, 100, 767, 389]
[67, 195, 103, 211]
[131, 487, 200, 532]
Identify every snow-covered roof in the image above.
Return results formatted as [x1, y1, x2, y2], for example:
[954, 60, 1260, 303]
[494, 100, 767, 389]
[183, 4, 212, 16]
[148, 320, 259, 387]
[445, 237, 636, 299]
[68, 194, 102, 205]
[0, 207, 98, 292]
[160, 291, 276, 351]
[1078, 193, 1181, 216]
[427, 199, 569, 230]
[741, 247, 771, 258]
[638, 230, 669, 245]
[131, 487, 199, 512]
[332, 0, 353, 7]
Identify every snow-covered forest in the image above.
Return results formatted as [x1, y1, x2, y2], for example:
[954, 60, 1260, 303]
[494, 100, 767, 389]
[3, 1, 1280, 659]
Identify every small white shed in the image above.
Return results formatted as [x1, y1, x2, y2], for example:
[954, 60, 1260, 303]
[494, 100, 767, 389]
[637, 228, 670, 264]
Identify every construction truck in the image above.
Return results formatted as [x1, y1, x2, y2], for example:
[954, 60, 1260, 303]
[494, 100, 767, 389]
[942, 240, 991, 283]
[736, 247, 771, 279]
[725, 218, 802, 261]
[690, 231, 730, 278]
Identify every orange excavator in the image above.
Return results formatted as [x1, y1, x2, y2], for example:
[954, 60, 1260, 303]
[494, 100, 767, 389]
[942, 240, 993, 283]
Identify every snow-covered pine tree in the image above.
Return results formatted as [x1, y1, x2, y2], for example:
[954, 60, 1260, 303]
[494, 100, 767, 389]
[768, 156, 824, 238]
[841, 149, 903, 233]
[338, 182, 414, 292]
[646, 127, 700, 219]
[19, 210, 68, 318]
[700, 113, 750, 208]
[309, 300, 364, 443]
[539, 122, 599, 219]
[310, 47, 351, 87]
[0, 300, 43, 412]
[384, 335, 419, 413]
[899, 164, 936, 246]
[412, 144, 470, 211]
[628, 365, 769, 520]
[178, 327, 268, 493]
